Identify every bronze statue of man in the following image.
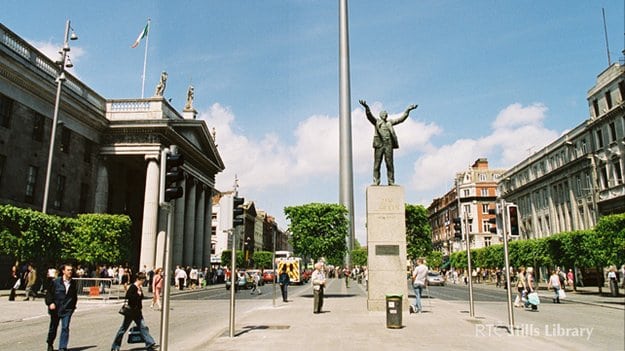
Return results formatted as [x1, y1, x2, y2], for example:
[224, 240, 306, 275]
[359, 100, 418, 186]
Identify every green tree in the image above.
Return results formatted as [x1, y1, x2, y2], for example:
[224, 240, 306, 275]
[221, 250, 244, 268]
[405, 204, 432, 260]
[426, 250, 443, 269]
[253, 251, 274, 269]
[62, 214, 132, 264]
[594, 213, 625, 266]
[284, 203, 348, 265]
[351, 247, 368, 267]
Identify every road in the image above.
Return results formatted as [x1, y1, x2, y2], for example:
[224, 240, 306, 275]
[1, 281, 622, 350]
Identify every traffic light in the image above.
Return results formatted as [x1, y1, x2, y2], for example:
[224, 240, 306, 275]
[164, 152, 184, 202]
[507, 204, 519, 236]
[453, 217, 462, 239]
[232, 196, 245, 227]
[488, 208, 498, 234]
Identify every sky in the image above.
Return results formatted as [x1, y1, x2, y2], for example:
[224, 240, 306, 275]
[2, 1, 624, 245]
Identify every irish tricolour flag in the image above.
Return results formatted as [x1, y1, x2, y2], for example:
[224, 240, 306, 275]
[131, 21, 149, 48]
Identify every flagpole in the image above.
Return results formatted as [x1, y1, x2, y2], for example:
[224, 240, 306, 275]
[141, 18, 151, 98]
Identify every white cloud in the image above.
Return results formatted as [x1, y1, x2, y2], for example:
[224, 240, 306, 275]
[30, 39, 85, 77]
[410, 103, 560, 204]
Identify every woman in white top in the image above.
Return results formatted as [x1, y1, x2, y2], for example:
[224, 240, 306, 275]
[547, 270, 562, 303]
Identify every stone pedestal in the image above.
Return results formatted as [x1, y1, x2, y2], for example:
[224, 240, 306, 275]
[366, 186, 408, 311]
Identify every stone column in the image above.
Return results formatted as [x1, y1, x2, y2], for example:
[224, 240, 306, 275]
[93, 161, 109, 213]
[155, 208, 167, 269]
[139, 156, 160, 270]
[194, 185, 206, 267]
[366, 186, 408, 312]
[203, 188, 214, 268]
[183, 176, 197, 265]
[172, 177, 186, 267]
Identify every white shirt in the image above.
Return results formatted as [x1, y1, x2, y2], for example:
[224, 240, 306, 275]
[412, 264, 428, 285]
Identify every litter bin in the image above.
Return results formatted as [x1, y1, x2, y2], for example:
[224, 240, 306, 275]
[385, 294, 403, 329]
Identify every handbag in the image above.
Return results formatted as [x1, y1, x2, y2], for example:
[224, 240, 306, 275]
[527, 292, 540, 305]
[558, 289, 566, 299]
[127, 326, 144, 344]
[118, 301, 132, 316]
[12, 278, 21, 290]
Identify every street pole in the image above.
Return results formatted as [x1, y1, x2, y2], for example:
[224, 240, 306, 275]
[501, 199, 516, 333]
[159, 203, 174, 351]
[229, 226, 236, 338]
[464, 212, 475, 317]
[272, 226, 277, 307]
[43, 19, 75, 213]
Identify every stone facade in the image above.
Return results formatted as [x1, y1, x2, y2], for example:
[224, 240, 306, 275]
[0, 23, 224, 271]
[499, 63, 625, 238]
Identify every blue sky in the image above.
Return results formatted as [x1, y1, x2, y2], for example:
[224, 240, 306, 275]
[2, 1, 624, 244]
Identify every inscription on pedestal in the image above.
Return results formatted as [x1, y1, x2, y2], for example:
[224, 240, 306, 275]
[375, 245, 399, 256]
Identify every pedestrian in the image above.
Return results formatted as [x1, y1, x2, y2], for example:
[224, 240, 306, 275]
[608, 266, 619, 296]
[525, 267, 538, 311]
[410, 258, 428, 314]
[547, 270, 562, 303]
[175, 265, 187, 291]
[111, 272, 158, 351]
[24, 262, 37, 301]
[278, 264, 290, 302]
[343, 266, 351, 288]
[566, 269, 574, 289]
[250, 271, 261, 295]
[514, 267, 526, 307]
[45, 264, 78, 351]
[150, 268, 163, 310]
[8, 265, 19, 301]
[311, 261, 326, 313]
[621, 265, 625, 290]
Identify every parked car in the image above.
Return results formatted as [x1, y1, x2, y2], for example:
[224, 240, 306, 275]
[262, 269, 276, 284]
[225, 271, 254, 290]
[426, 271, 445, 286]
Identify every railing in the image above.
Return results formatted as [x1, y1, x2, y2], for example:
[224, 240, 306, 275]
[73, 278, 125, 302]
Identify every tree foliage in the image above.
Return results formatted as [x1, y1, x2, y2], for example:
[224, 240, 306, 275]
[221, 250, 244, 268]
[284, 203, 348, 265]
[351, 247, 367, 267]
[0, 205, 131, 267]
[253, 251, 274, 269]
[405, 204, 432, 260]
[448, 212, 625, 274]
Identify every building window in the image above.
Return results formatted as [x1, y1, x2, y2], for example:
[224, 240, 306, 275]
[464, 204, 471, 214]
[599, 165, 608, 189]
[54, 175, 66, 209]
[79, 183, 89, 212]
[605, 91, 612, 110]
[482, 204, 489, 214]
[596, 129, 604, 148]
[592, 99, 599, 117]
[609, 122, 617, 143]
[614, 159, 623, 185]
[463, 189, 470, 197]
[619, 81, 625, 102]
[32, 112, 45, 142]
[83, 139, 92, 163]
[479, 173, 487, 181]
[480, 188, 488, 196]
[0, 94, 13, 128]
[0, 154, 5, 184]
[25, 165, 38, 203]
[211, 225, 217, 236]
[484, 236, 492, 247]
[581, 139, 587, 154]
[482, 220, 490, 232]
[60, 126, 71, 153]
